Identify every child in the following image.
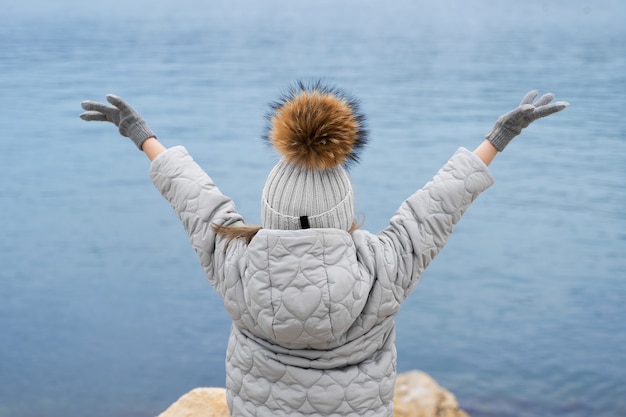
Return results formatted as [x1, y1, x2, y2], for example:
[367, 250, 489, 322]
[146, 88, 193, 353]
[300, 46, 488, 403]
[80, 82, 567, 417]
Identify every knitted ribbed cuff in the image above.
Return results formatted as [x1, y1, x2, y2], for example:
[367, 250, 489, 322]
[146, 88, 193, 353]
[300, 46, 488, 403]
[128, 122, 156, 150]
[485, 124, 521, 152]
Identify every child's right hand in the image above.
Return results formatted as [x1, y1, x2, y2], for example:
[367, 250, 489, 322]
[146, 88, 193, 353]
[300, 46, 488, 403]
[80, 95, 156, 151]
[485, 90, 569, 151]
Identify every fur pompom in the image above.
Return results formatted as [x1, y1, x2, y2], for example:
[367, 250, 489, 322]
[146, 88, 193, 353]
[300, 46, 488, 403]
[265, 81, 367, 169]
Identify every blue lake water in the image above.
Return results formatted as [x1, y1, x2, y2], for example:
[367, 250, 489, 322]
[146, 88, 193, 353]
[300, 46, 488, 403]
[1, 1, 625, 416]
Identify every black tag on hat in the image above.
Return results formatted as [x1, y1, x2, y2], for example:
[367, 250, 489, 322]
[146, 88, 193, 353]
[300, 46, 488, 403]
[299, 216, 310, 229]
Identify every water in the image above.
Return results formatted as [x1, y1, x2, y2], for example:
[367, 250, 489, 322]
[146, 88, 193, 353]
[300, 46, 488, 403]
[0, 1, 625, 416]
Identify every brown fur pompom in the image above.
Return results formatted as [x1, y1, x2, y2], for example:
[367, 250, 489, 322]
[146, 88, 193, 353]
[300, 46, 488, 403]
[265, 81, 367, 169]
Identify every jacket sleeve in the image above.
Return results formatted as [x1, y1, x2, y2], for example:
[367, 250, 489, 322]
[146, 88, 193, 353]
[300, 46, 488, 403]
[149, 146, 244, 294]
[377, 147, 495, 302]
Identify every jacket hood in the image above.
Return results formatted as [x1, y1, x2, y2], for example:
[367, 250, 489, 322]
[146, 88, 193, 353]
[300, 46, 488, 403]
[238, 228, 372, 350]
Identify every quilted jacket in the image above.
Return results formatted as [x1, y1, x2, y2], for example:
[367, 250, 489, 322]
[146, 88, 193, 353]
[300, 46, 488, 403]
[149, 146, 494, 417]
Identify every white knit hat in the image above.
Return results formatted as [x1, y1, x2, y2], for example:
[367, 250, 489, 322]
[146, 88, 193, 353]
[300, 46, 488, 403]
[261, 81, 367, 231]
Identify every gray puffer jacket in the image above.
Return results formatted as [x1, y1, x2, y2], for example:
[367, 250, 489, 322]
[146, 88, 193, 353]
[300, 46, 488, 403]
[150, 146, 494, 417]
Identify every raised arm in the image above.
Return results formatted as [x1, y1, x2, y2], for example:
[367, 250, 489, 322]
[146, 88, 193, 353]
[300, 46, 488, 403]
[80, 94, 166, 161]
[381, 90, 568, 300]
[80, 95, 244, 294]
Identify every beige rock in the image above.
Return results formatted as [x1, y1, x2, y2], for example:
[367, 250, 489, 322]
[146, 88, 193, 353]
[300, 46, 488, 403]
[157, 387, 230, 417]
[392, 371, 470, 417]
[157, 370, 470, 417]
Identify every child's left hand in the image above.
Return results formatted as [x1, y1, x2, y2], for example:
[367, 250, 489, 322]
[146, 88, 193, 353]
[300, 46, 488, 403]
[80, 95, 156, 150]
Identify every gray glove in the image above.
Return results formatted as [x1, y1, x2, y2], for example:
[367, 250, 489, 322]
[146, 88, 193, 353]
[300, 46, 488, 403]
[80, 94, 156, 150]
[485, 90, 569, 151]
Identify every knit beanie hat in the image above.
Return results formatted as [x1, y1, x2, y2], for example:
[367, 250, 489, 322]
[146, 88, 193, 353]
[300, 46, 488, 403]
[261, 81, 368, 231]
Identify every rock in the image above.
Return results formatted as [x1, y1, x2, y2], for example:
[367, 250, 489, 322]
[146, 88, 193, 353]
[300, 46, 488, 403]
[157, 387, 230, 417]
[392, 371, 470, 417]
[157, 370, 470, 417]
